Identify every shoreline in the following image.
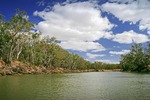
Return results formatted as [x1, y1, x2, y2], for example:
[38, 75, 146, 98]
[0, 61, 121, 76]
[0, 67, 121, 76]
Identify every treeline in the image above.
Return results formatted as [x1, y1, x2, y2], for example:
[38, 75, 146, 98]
[120, 43, 150, 72]
[0, 9, 120, 71]
[91, 62, 120, 71]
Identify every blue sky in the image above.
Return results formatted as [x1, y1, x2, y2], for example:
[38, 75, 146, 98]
[0, 0, 150, 64]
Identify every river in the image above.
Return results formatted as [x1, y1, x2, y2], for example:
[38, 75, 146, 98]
[0, 72, 150, 100]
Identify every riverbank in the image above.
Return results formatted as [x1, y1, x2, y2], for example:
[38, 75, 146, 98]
[0, 60, 121, 76]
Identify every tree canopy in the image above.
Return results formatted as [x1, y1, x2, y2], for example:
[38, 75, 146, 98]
[120, 43, 150, 72]
[0, 9, 120, 71]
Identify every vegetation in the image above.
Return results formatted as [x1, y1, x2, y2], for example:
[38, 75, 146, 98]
[2, 9, 149, 74]
[90, 62, 120, 71]
[0, 9, 120, 75]
[120, 43, 150, 72]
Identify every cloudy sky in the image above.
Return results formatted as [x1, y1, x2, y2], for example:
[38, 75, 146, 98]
[0, 0, 150, 64]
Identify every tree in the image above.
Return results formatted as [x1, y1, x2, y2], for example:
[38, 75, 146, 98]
[120, 43, 149, 72]
[0, 9, 120, 71]
[0, 14, 12, 62]
[144, 42, 150, 66]
[0, 9, 34, 64]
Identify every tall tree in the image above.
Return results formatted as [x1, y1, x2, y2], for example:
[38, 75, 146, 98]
[120, 43, 149, 72]
[6, 9, 34, 63]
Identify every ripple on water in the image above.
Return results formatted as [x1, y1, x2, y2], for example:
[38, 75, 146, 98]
[0, 72, 150, 100]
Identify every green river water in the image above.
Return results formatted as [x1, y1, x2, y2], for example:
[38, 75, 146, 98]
[0, 72, 150, 100]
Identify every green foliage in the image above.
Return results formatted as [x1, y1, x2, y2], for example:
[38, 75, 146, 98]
[90, 62, 120, 71]
[120, 43, 150, 72]
[0, 10, 119, 70]
[0, 9, 34, 64]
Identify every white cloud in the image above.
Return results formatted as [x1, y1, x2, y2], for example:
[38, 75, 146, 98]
[102, 0, 150, 34]
[86, 53, 105, 59]
[109, 50, 130, 55]
[37, 0, 46, 6]
[103, 31, 114, 39]
[148, 31, 150, 35]
[96, 59, 119, 64]
[113, 30, 149, 44]
[59, 41, 106, 52]
[34, 1, 114, 51]
[113, 46, 120, 48]
[109, 0, 137, 4]
[23, 15, 29, 20]
[63, 0, 78, 4]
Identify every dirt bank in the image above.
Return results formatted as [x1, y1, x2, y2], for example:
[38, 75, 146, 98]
[0, 60, 121, 76]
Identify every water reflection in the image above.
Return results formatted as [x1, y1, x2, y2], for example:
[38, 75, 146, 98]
[0, 72, 150, 100]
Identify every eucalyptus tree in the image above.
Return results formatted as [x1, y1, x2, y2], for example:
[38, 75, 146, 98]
[0, 14, 12, 62]
[2, 9, 34, 64]
[144, 42, 150, 67]
[120, 43, 149, 72]
[0, 9, 107, 70]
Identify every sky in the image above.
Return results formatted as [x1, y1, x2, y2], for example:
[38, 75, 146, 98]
[0, 0, 150, 64]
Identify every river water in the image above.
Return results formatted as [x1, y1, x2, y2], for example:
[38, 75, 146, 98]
[0, 72, 150, 100]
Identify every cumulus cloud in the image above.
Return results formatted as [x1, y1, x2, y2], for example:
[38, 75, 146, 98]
[86, 53, 105, 59]
[59, 41, 105, 52]
[36, 0, 46, 6]
[109, 50, 130, 55]
[96, 59, 119, 64]
[109, 0, 137, 4]
[34, 1, 114, 51]
[23, 15, 29, 20]
[113, 30, 149, 44]
[32, 0, 150, 63]
[102, 0, 150, 34]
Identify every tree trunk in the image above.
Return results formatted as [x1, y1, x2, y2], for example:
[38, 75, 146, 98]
[8, 44, 13, 64]
[16, 46, 22, 60]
